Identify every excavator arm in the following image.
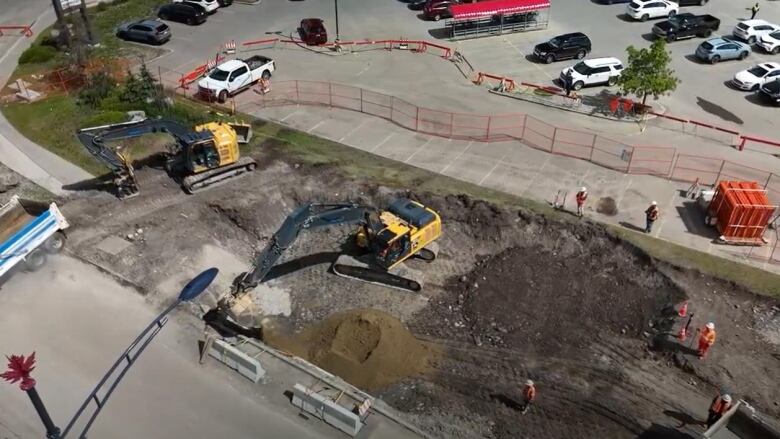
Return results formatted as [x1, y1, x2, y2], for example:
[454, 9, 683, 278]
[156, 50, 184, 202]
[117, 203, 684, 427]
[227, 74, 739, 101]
[234, 202, 379, 292]
[76, 118, 207, 198]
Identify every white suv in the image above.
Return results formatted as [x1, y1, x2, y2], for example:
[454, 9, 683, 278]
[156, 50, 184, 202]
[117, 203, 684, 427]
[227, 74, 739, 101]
[560, 57, 624, 90]
[626, 0, 678, 22]
[733, 19, 780, 44]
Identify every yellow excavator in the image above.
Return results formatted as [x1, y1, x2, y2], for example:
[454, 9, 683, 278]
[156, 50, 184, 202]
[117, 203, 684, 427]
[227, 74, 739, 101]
[216, 198, 442, 322]
[76, 116, 255, 198]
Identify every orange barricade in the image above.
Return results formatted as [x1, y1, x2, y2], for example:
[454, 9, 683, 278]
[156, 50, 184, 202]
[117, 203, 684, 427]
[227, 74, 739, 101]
[0, 25, 33, 37]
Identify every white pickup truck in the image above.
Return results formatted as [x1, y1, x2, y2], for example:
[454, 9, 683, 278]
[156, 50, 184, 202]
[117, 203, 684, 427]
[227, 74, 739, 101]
[197, 55, 275, 103]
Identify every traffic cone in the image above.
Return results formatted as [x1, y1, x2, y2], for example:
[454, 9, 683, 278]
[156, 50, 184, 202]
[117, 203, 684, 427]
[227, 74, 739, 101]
[678, 325, 686, 341]
[678, 301, 688, 317]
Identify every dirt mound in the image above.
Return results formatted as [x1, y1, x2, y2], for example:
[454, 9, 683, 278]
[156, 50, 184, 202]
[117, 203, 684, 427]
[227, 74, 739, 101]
[265, 309, 438, 390]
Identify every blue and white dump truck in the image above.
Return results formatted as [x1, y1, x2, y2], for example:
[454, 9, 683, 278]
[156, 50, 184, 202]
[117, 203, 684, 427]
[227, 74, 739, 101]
[0, 196, 69, 279]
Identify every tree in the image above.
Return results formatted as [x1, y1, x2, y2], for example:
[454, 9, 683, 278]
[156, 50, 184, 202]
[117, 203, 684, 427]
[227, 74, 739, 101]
[121, 64, 161, 105]
[617, 39, 679, 106]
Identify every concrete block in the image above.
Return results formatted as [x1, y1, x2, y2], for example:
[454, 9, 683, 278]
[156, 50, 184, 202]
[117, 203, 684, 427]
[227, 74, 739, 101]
[209, 339, 265, 383]
[291, 383, 364, 437]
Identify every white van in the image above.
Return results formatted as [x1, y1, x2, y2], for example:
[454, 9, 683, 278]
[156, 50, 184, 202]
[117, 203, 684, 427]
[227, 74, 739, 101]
[559, 57, 624, 90]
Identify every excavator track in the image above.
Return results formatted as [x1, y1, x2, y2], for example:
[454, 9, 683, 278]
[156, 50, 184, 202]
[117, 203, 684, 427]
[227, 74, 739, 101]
[332, 255, 423, 293]
[182, 156, 257, 194]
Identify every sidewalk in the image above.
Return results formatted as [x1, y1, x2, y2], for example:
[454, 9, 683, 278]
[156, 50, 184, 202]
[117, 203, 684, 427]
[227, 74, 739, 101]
[0, 1, 93, 195]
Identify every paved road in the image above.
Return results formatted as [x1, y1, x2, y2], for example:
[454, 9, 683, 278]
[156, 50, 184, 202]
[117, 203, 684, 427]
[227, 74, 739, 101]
[0, 256, 349, 439]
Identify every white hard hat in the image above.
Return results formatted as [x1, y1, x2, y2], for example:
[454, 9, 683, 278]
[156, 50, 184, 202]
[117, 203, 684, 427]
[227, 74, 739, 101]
[525, 380, 534, 386]
[722, 394, 732, 403]
[581, 187, 587, 192]
[651, 201, 658, 206]
[706, 322, 715, 330]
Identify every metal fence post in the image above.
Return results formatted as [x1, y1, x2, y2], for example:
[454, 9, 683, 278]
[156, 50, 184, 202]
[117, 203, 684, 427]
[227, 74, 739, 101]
[588, 134, 597, 162]
[415, 106, 420, 131]
[764, 172, 773, 189]
[485, 116, 492, 141]
[360, 88, 363, 113]
[328, 82, 333, 108]
[390, 96, 395, 121]
[521, 114, 527, 139]
[449, 112, 454, 138]
[627, 146, 635, 174]
[715, 160, 726, 183]
[550, 127, 558, 153]
[295, 80, 300, 103]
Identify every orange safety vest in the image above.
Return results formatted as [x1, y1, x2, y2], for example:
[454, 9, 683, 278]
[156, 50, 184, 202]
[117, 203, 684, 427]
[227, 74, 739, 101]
[646, 206, 659, 220]
[710, 396, 731, 414]
[699, 328, 716, 346]
[523, 385, 536, 402]
[576, 191, 588, 204]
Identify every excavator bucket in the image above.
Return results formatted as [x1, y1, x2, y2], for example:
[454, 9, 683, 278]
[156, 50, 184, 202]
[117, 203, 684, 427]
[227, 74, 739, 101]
[229, 123, 252, 144]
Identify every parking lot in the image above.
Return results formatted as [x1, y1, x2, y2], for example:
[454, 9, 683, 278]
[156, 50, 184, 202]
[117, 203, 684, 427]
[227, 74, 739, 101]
[146, 0, 779, 141]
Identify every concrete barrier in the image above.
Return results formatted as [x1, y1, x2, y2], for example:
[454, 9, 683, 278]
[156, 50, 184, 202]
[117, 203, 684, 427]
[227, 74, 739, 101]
[208, 338, 265, 383]
[291, 383, 365, 437]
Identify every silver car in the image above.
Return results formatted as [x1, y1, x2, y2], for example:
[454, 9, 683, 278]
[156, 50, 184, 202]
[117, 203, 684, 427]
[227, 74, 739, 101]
[116, 19, 171, 45]
[695, 37, 750, 64]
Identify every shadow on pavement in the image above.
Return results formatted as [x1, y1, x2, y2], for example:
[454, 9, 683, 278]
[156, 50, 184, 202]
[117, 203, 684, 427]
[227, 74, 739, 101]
[619, 221, 647, 233]
[675, 201, 719, 238]
[695, 97, 744, 125]
[664, 409, 704, 429]
[427, 27, 451, 40]
[684, 54, 706, 64]
[641, 33, 656, 42]
[636, 423, 695, 439]
[745, 92, 775, 107]
[62, 174, 119, 196]
[616, 13, 634, 22]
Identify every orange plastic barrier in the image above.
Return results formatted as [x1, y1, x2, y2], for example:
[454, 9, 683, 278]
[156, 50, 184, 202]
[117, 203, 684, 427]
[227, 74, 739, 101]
[178, 54, 225, 89]
[0, 25, 33, 37]
[708, 181, 777, 244]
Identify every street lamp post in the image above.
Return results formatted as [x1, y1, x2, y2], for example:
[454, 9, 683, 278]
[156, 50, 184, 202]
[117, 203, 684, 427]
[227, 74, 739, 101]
[2, 268, 219, 439]
[334, 0, 341, 50]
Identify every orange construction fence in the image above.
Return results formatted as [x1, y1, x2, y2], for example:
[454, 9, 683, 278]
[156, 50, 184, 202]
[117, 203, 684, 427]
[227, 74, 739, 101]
[0, 25, 33, 37]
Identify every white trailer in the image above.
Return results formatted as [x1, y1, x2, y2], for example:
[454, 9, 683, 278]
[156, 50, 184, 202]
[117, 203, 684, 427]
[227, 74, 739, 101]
[0, 196, 69, 279]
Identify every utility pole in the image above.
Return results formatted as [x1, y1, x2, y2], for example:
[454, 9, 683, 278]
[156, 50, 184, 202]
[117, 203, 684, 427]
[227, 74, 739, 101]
[50, 0, 71, 47]
[334, 0, 340, 41]
[78, 0, 96, 45]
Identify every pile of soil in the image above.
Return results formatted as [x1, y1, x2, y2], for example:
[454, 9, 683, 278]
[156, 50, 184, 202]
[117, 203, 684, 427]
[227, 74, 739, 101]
[264, 309, 438, 390]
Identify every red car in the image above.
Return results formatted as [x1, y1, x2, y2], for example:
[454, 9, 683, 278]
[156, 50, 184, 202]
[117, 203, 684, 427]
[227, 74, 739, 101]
[300, 18, 327, 45]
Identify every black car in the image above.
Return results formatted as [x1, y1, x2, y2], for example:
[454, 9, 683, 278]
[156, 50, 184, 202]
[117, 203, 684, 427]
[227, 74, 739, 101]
[669, 0, 709, 6]
[217, 0, 232, 5]
[533, 33, 592, 64]
[409, 0, 427, 10]
[158, 2, 207, 25]
[760, 80, 780, 105]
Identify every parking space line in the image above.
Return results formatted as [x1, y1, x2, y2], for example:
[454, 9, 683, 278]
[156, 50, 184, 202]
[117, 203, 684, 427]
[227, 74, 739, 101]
[504, 39, 553, 80]
[280, 109, 300, 122]
[520, 155, 550, 197]
[479, 152, 508, 185]
[404, 139, 432, 163]
[652, 192, 677, 237]
[371, 133, 395, 152]
[306, 120, 325, 133]
[614, 177, 633, 210]
[440, 141, 473, 174]
[338, 120, 367, 142]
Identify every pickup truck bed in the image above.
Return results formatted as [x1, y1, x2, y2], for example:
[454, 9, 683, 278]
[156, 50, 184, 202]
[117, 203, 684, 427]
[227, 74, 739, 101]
[245, 55, 273, 71]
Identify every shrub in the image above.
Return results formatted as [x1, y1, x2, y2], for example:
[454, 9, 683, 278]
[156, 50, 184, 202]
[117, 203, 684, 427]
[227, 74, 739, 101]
[78, 71, 116, 108]
[121, 65, 160, 105]
[18, 45, 57, 64]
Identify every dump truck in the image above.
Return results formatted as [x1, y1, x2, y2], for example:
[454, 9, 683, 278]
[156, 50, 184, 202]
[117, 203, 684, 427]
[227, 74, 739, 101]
[0, 196, 69, 280]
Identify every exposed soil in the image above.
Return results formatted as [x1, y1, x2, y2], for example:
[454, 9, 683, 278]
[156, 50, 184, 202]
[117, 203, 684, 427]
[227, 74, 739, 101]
[59, 142, 780, 439]
[0, 163, 42, 205]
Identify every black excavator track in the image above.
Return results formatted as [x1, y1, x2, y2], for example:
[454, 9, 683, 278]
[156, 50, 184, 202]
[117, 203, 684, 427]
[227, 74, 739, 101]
[332, 263, 422, 292]
[182, 156, 257, 193]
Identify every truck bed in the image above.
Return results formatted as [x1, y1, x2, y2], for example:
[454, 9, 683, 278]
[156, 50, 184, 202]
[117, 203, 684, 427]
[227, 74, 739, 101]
[0, 197, 69, 278]
[0, 199, 48, 243]
[244, 55, 273, 71]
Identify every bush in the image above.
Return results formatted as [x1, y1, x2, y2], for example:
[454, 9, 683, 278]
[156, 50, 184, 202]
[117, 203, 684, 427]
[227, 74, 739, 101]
[18, 45, 57, 64]
[78, 71, 116, 108]
[121, 65, 160, 105]
[95, 2, 109, 12]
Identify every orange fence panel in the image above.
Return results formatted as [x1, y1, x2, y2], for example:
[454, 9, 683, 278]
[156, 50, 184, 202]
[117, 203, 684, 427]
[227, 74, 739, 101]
[550, 128, 594, 160]
[670, 154, 723, 185]
[486, 114, 525, 141]
[628, 146, 676, 177]
[296, 81, 331, 106]
[591, 136, 630, 172]
[361, 89, 393, 119]
[418, 107, 454, 138]
[452, 113, 489, 140]
[719, 161, 772, 188]
[330, 83, 361, 112]
[521, 115, 554, 152]
[390, 97, 418, 131]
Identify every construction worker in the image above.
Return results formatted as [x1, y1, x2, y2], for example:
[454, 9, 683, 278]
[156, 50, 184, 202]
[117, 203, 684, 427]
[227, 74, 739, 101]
[575, 187, 588, 217]
[257, 77, 271, 95]
[697, 322, 717, 359]
[748, 2, 759, 19]
[564, 69, 574, 97]
[706, 393, 732, 428]
[645, 201, 659, 233]
[520, 379, 536, 414]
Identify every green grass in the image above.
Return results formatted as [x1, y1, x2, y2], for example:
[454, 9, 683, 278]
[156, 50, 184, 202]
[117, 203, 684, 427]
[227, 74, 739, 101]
[88, 0, 168, 57]
[1, 96, 107, 176]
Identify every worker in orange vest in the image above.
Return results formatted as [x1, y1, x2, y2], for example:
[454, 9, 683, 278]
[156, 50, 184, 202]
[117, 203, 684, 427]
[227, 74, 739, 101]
[575, 187, 588, 217]
[520, 379, 536, 414]
[706, 393, 732, 428]
[697, 322, 717, 359]
[645, 201, 659, 233]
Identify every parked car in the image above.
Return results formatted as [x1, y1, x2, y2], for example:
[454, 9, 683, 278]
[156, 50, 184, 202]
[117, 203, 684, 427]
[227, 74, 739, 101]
[559, 57, 624, 90]
[409, 0, 428, 10]
[158, 2, 207, 25]
[217, 0, 232, 6]
[757, 30, 780, 54]
[299, 18, 327, 45]
[733, 20, 780, 44]
[599, 0, 631, 5]
[695, 37, 750, 64]
[652, 13, 719, 41]
[533, 33, 591, 64]
[732, 62, 780, 91]
[759, 79, 780, 105]
[173, 0, 218, 14]
[197, 56, 275, 102]
[669, 0, 709, 5]
[626, 0, 678, 21]
[116, 19, 171, 45]
[424, 0, 459, 21]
